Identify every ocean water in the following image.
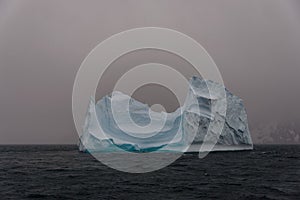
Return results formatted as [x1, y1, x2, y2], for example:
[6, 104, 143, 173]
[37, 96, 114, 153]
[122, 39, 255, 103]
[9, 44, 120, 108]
[0, 145, 299, 200]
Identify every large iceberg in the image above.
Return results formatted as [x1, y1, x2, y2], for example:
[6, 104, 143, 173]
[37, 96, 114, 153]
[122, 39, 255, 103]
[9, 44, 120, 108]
[79, 76, 253, 153]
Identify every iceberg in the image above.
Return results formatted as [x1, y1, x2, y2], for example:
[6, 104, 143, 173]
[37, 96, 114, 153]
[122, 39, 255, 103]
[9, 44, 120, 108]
[79, 76, 253, 153]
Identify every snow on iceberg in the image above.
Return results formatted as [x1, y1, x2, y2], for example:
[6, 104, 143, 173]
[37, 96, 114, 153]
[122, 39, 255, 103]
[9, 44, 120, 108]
[79, 76, 253, 153]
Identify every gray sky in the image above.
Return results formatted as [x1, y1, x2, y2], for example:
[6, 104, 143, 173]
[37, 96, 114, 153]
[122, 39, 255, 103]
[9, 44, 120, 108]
[0, 0, 300, 144]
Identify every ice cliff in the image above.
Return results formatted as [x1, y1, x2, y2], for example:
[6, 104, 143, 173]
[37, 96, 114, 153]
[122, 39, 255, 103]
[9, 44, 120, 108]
[79, 76, 253, 153]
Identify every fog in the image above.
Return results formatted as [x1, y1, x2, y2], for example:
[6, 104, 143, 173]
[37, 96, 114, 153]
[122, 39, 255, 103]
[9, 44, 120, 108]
[0, 0, 299, 144]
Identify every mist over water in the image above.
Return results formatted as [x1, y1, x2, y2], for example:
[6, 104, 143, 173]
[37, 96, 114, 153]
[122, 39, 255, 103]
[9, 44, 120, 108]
[0, 1, 300, 144]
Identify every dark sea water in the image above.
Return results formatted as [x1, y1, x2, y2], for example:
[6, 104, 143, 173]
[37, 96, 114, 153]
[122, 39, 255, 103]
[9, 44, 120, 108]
[0, 145, 299, 200]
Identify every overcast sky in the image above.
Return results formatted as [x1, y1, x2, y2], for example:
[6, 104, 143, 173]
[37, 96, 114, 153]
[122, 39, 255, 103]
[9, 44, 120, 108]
[0, 0, 299, 144]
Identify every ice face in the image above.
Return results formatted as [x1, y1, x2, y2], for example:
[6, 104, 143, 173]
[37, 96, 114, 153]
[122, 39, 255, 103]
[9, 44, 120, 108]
[187, 77, 253, 146]
[78, 76, 253, 153]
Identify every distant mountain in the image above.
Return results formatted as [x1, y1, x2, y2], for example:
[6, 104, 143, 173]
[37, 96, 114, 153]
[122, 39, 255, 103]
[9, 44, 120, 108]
[251, 122, 300, 144]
